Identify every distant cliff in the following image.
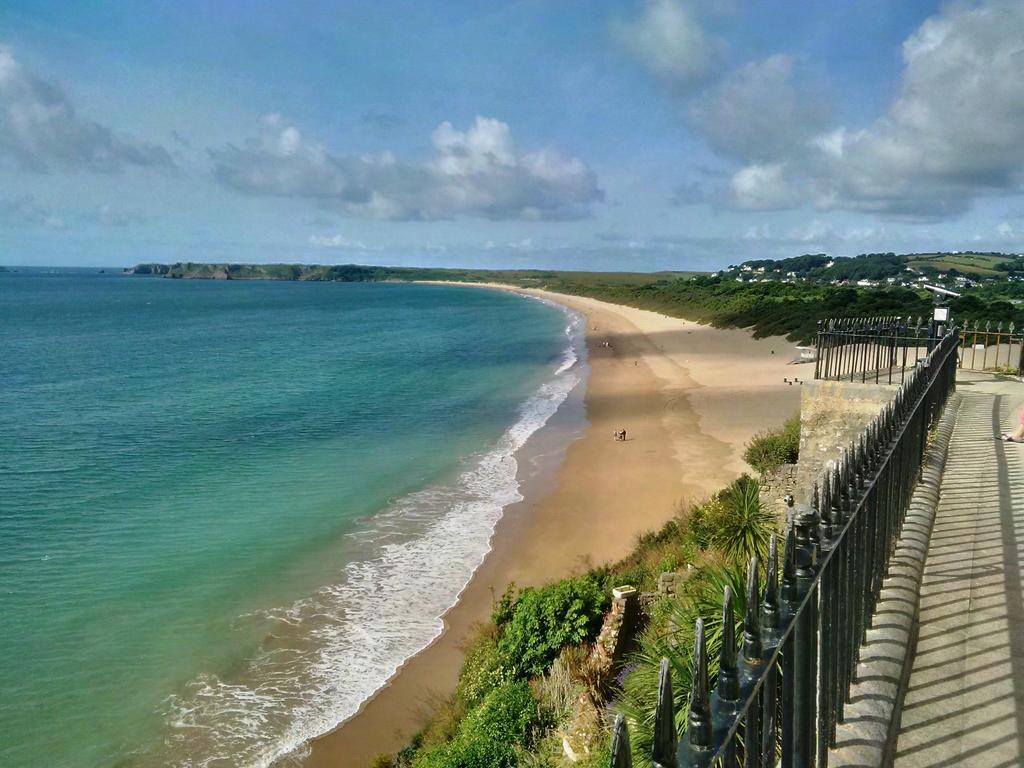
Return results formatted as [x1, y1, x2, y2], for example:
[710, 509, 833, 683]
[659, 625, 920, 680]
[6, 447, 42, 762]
[124, 262, 391, 281]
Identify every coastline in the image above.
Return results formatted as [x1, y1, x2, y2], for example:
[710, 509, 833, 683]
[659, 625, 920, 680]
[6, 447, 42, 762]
[299, 284, 801, 768]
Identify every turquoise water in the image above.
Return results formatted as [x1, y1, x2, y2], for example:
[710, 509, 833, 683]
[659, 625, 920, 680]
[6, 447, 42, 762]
[0, 271, 583, 768]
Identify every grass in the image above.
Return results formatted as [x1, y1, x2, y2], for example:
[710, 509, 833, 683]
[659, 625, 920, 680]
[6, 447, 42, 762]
[906, 253, 1008, 276]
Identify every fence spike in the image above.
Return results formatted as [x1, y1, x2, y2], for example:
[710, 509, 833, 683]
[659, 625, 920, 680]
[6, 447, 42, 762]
[610, 713, 633, 768]
[820, 473, 834, 543]
[762, 535, 779, 630]
[794, 509, 818, 594]
[651, 658, 676, 767]
[808, 482, 822, 549]
[743, 557, 762, 661]
[781, 526, 798, 607]
[687, 618, 713, 749]
[845, 448, 858, 512]
[857, 436, 868, 488]
[830, 462, 844, 526]
[718, 586, 739, 702]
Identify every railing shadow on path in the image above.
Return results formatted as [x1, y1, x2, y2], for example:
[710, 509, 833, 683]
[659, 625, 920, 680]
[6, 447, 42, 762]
[891, 381, 1024, 767]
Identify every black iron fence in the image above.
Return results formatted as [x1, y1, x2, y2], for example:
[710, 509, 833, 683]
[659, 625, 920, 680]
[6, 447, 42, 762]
[815, 316, 1024, 383]
[609, 327, 960, 768]
[814, 316, 934, 384]
[958, 319, 1024, 375]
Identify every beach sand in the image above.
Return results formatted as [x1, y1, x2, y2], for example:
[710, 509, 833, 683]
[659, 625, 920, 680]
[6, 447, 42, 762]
[299, 285, 802, 768]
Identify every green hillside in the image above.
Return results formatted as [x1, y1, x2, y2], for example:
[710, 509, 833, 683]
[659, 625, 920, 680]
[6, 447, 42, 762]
[905, 252, 1009, 277]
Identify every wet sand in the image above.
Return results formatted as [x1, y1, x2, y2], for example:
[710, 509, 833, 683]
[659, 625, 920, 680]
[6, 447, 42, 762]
[300, 285, 801, 767]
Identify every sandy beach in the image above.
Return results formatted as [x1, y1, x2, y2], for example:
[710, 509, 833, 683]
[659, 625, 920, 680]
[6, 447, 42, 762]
[300, 285, 801, 768]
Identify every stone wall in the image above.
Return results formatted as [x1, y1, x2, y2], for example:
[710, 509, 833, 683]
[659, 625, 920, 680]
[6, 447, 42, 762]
[759, 462, 799, 520]
[795, 380, 899, 504]
[563, 586, 640, 762]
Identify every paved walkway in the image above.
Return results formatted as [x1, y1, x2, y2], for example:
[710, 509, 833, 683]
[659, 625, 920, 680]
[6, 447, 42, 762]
[894, 374, 1024, 767]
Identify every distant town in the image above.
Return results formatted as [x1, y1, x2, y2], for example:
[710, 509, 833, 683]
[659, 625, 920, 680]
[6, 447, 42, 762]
[716, 251, 1024, 293]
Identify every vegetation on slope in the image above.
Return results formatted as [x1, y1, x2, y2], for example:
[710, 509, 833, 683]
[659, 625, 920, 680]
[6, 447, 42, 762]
[743, 415, 800, 474]
[372, 460, 784, 767]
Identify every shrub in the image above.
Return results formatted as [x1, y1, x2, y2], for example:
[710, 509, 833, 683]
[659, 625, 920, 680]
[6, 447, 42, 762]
[514, 733, 567, 767]
[455, 626, 507, 708]
[685, 498, 721, 551]
[497, 576, 609, 678]
[415, 694, 468, 752]
[743, 414, 800, 474]
[533, 651, 583, 724]
[491, 583, 518, 628]
[412, 681, 539, 768]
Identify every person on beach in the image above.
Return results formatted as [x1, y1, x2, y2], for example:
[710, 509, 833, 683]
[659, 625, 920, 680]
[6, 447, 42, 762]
[1002, 408, 1024, 442]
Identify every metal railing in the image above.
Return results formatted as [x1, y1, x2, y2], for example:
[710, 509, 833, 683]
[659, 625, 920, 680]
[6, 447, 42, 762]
[816, 316, 1024, 383]
[957, 320, 1024, 374]
[814, 316, 933, 384]
[609, 327, 960, 768]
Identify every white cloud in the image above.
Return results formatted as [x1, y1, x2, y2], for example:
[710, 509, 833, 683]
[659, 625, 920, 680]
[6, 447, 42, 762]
[0, 194, 145, 229]
[0, 194, 65, 228]
[308, 234, 369, 250]
[612, 0, 720, 89]
[815, 0, 1024, 217]
[730, 162, 799, 210]
[788, 219, 833, 243]
[690, 54, 831, 164]
[667, 0, 1024, 220]
[211, 115, 602, 221]
[705, 1, 1024, 218]
[742, 224, 771, 241]
[0, 46, 174, 173]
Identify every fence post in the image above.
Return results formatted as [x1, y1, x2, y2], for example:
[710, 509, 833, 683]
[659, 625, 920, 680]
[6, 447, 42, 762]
[678, 619, 713, 767]
[760, 541, 779, 767]
[652, 658, 676, 768]
[610, 714, 633, 768]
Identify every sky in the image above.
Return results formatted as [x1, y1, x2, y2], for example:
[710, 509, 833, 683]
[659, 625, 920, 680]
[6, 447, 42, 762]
[1, 0, 1023, 270]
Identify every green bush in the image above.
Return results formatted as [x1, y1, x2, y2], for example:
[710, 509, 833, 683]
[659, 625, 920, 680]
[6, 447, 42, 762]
[685, 499, 718, 551]
[455, 628, 507, 708]
[490, 583, 518, 628]
[498, 576, 608, 678]
[412, 681, 539, 768]
[743, 414, 800, 474]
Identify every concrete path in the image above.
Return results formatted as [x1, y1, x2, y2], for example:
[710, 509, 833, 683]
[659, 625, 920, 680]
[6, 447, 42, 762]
[893, 374, 1024, 767]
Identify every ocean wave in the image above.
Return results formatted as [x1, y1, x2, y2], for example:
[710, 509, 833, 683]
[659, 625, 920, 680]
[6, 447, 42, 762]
[152, 301, 586, 768]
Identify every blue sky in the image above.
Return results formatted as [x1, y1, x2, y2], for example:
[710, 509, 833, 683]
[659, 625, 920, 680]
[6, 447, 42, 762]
[1, 0, 1022, 270]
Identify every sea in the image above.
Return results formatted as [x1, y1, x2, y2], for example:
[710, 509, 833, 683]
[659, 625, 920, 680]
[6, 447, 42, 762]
[0, 269, 586, 768]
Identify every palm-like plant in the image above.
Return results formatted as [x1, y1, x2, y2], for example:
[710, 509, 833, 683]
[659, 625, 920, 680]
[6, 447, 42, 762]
[615, 564, 751, 767]
[710, 475, 776, 565]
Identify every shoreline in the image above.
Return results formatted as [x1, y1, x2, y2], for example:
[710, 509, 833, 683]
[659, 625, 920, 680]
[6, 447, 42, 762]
[299, 284, 801, 768]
